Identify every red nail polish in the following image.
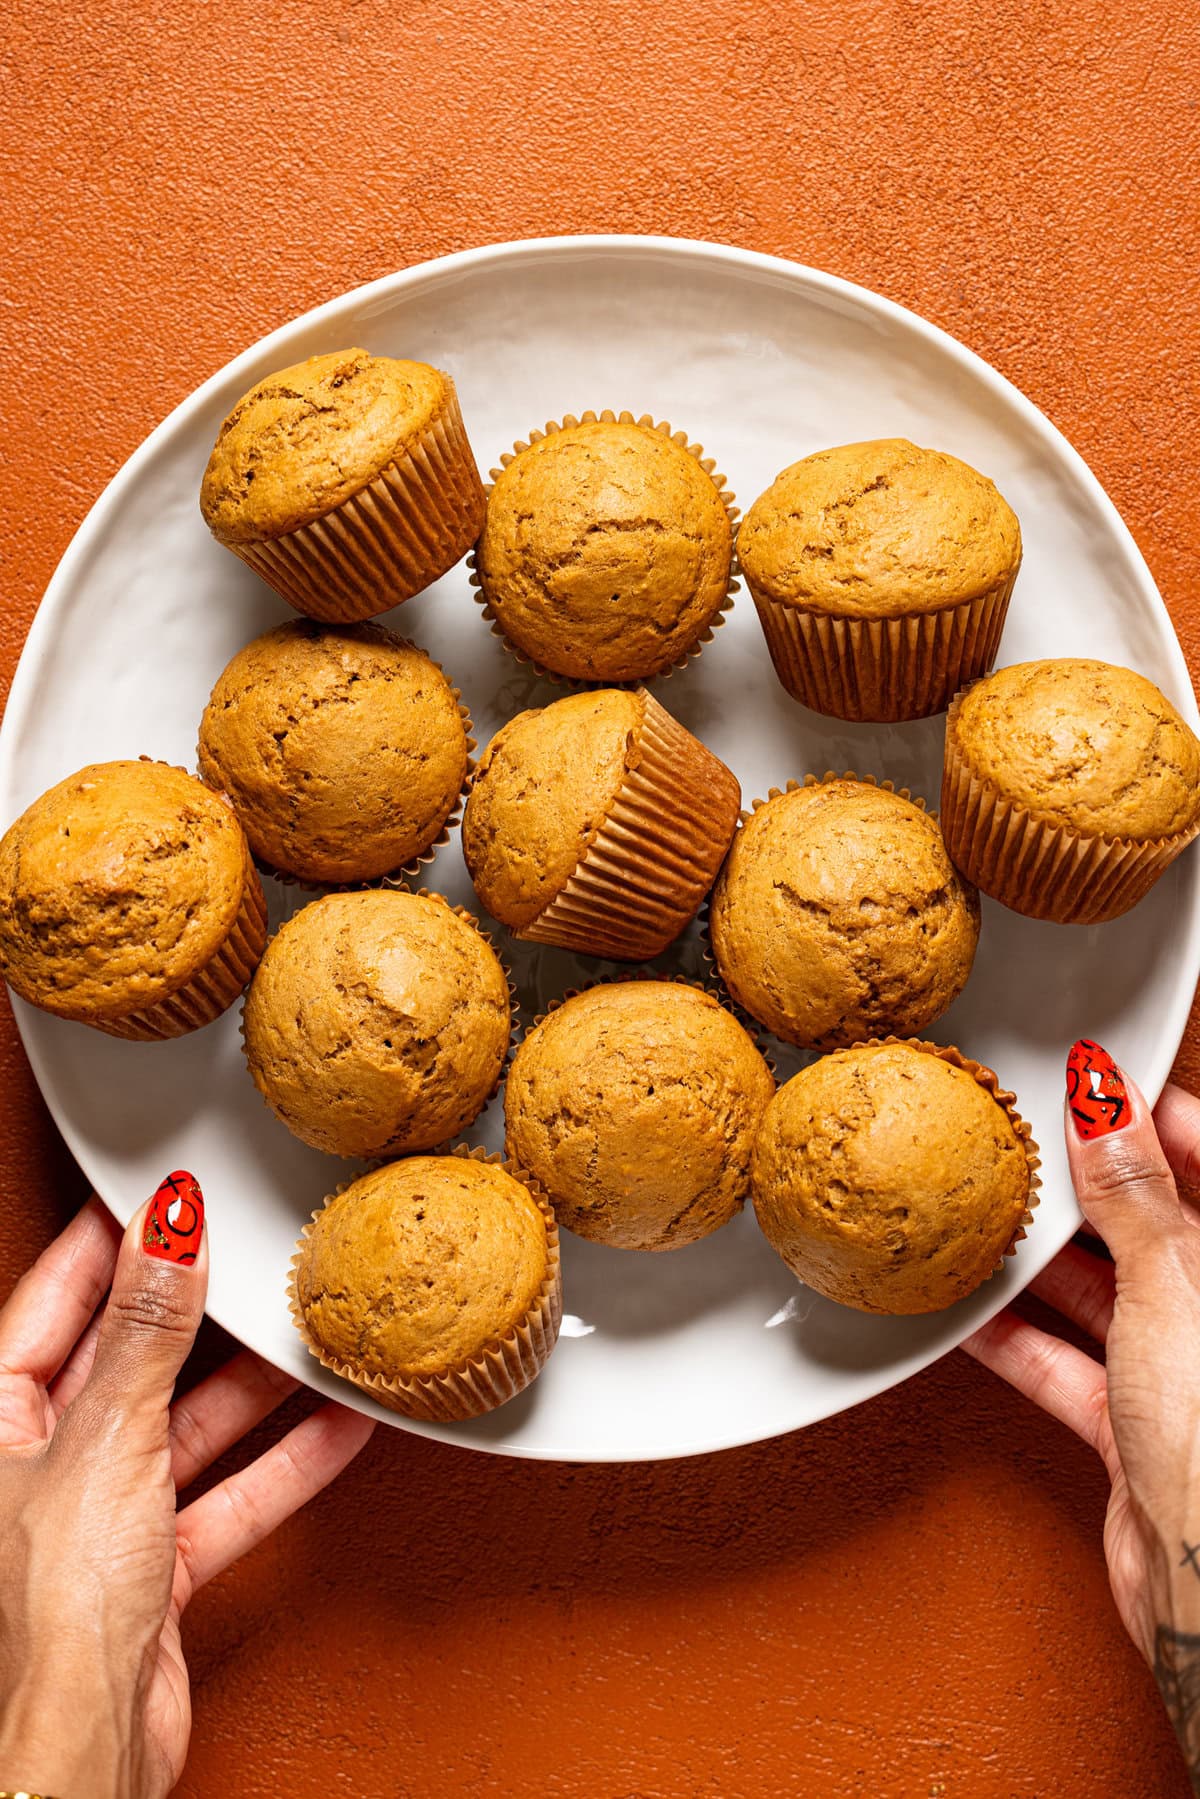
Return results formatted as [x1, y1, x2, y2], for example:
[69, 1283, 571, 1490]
[1066, 1040, 1131, 1140]
[142, 1170, 205, 1264]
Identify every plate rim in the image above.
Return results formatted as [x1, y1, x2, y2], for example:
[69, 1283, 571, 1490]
[3, 232, 1198, 1463]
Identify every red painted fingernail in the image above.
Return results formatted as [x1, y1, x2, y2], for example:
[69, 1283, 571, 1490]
[142, 1170, 205, 1265]
[1066, 1040, 1132, 1141]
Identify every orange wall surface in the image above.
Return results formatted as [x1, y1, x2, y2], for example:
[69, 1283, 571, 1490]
[3, 2, 1200, 1794]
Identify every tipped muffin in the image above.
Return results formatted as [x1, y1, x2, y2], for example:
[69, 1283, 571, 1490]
[200, 348, 485, 622]
[751, 1041, 1037, 1314]
[505, 981, 774, 1251]
[942, 658, 1200, 923]
[291, 1152, 562, 1420]
[709, 777, 979, 1050]
[738, 439, 1021, 721]
[198, 620, 470, 885]
[0, 760, 267, 1039]
[242, 890, 510, 1156]
[462, 688, 740, 961]
[474, 411, 734, 681]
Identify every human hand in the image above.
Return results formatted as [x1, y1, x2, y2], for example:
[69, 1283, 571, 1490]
[964, 1045, 1200, 1792]
[0, 1176, 375, 1799]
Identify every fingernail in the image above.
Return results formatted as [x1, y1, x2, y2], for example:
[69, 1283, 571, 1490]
[1066, 1040, 1132, 1140]
[142, 1170, 205, 1265]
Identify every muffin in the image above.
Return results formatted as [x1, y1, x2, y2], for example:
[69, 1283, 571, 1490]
[198, 620, 470, 885]
[505, 980, 775, 1251]
[942, 658, 1200, 923]
[290, 1149, 562, 1421]
[462, 688, 740, 960]
[738, 439, 1021, 721]
[751, 1040, 1038, 1314]
[242, 890, 510, 1156]
[0, 760, 267, 1040]
[473, 411, 734, 681]
[200, 348, 485, 622]
[709, 776, 979, 1050]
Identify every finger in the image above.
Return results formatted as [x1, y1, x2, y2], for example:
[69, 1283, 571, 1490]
[47, 1308, 105, 1416]
[0, 1196, 121, 1385]
[1152, 1082, 1200, 1200]
[1027, 1239, 1116, 1345]
[175, 1401, 375, 1598]
[170, 1350, 299, 1491]
[1065, 1040, 1189, 1269]
[76, 1172, 208, 1446]
[962, 1306, 1117, 1478]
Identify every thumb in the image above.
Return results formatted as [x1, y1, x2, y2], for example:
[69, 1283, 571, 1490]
[80, 1171, 208, 1437]
[1065, 1040, 1187, 1268]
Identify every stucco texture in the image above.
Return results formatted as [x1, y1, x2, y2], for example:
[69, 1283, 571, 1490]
[2, 1, 1199, 1793]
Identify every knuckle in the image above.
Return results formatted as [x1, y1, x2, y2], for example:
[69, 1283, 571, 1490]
[106, 1282, 197, 1342]
[1081, 1138, 1174, 1204]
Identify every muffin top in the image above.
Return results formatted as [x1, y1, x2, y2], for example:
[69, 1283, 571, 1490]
[710, 779, 979, 1050]
[505, 981, 774, 1251]
[295, 1157, 550, 1380]
[950, 658, 1200, 840]
[0, 760, 251, 1023]
[751, 1042, 1031, 1314]
[737, 439, 1021, 618]
[198, 621, 468, 883]
[242, 890, 510, 1157]
[476, 418, 732, 680]
[462, 688, 643, 929]
[200, 348, 450, 545]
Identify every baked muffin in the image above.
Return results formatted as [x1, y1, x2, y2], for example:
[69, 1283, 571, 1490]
[942, 658, 1200, 923]
[505, 981, 774, 1251]
[198, 620, 470, 885]
[751, 1040, 1037, 1314]
[738, 439, 1021, 721]
[474, 411, 734, 681]
[242, 890, 510, 1156]
[709, 777, 979, 1050]
[462, 688, 740, 960]
[200, 348, 485, 622]
[0, 760, 267, 1040]
[291, 1151, 562, 1420]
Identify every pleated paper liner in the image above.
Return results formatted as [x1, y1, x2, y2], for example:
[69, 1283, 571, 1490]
[229, 379, 486, 623]
[743, 563, 1018, 723]
[287, 1145, 563, 1421]
[510, 689, 741, 961]
[239, 888, 520, 1157]
[466, 409, 739, 689]
[940, 692, 1200, 924]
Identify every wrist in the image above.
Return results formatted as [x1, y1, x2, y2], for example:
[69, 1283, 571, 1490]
[0, 1670, 134, 1799]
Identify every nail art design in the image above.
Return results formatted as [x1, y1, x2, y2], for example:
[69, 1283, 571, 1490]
[1066, 1039, 1131, 1140]
[143, 1170, 205, 1264]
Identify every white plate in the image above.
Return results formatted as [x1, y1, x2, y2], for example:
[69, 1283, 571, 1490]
[2, 236, 1198, 1463]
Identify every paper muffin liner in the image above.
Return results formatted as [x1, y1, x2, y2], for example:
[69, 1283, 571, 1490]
[514, 689, 741, 961]
[467, 410, 739, 689]
[229, 380, 485, 623]
[287, 1145, 563, 1421]
[940, 694, 1200, 924]
[239, 888, 519, 1153]
[744, 565, 1017, 723]
[97, 840, 268, 1041]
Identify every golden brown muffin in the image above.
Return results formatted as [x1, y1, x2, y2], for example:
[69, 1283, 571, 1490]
[738, 439, 1021, 720]
[0, 760, 266, 1039]
[197, 620, 469, 884]
[942, 659, 1200, 924]
[709, 778, 979, 1050]
[462, 688, 740, 960]
[751, 1041, 1035, 1314]
[475, 413, 733, 681]
[291, 1153, 562, 1420]
[242, 890, 510, 1156]
[505, 981, 775, 1251]
[200, 348, 485, 622]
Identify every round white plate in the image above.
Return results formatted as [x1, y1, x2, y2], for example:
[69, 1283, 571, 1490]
[2, 236, 1198, 1463]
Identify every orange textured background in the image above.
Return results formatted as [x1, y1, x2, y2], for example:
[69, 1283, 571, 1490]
[2, 2, 1200, 1794]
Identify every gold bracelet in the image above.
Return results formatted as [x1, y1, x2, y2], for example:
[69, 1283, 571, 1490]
[0, 1790, 59, 1797]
